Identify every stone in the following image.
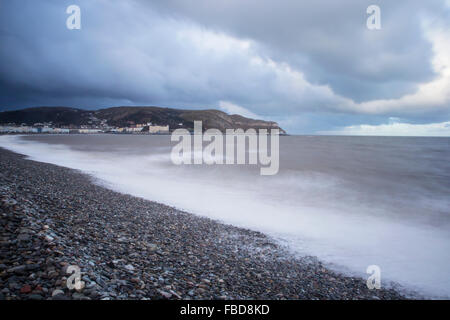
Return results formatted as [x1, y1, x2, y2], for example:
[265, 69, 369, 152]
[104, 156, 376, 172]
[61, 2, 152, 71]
[158, 290, 172, 299]
[33, 285, 43, 293]
[17, 234, 31, 241]
[52, 294, 70, 300]
[20, 285, 32, 294]
[124, 264, 135, 271]
[72, 292, 91, 300]
[26, 264, 40, 271]
[52, 289, 65, 297]
[8, 265, 26, 274]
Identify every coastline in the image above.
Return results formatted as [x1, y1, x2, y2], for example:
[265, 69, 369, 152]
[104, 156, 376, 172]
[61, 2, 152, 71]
[0, 147, 408, 300]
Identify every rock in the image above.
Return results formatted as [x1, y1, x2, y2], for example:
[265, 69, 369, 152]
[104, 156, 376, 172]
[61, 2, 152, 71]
[8, 265, 26, 274]
[33, 285, 43, 293]
[87, 290, 99, 298]
[170, 290, 182, 299]
[20, 285, 32, 294]
[9, 282, 21, 290]
[72, 292, 91, 300]
[2, 199, 17, 206]
[52, 289, 65, 297]
[17, 234, 31, 241]
[196, 288, 206, 294]
[158, 290, 172, 299]
[47, 270, 59, 278]
[124, 264, 135, 271]
[26, 264, 40, 271]
[52, 294, 70, 300]
[131, 278, 140, 284]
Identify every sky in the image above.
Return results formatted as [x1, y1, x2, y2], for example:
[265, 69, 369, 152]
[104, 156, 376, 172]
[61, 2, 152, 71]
[1, 0, 450, 135]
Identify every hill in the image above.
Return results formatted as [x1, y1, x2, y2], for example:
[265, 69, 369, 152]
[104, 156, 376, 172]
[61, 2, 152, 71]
[0, 106, 286, 133]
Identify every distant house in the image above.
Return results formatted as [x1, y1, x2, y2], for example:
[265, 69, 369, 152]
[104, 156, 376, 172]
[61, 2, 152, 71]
[53, 128, 70, 134]
[41, 127, 54, 133]
[79, 129, 102, 134]
[125, 127, 143, 133]
[149, 125, 169, 134]
[0, 125, 37, 133]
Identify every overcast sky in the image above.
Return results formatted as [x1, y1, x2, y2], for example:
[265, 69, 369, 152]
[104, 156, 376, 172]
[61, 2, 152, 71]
[1, 0, 450, 134]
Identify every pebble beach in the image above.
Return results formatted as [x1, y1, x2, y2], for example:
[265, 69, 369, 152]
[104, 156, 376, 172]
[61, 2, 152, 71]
[0, 147, 407, 300]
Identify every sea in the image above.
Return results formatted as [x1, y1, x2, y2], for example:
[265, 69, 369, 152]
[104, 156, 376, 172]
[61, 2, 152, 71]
[0, 134, 449, 298]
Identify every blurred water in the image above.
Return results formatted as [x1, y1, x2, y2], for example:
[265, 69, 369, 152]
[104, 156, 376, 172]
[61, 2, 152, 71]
[1, 134, 449, 297]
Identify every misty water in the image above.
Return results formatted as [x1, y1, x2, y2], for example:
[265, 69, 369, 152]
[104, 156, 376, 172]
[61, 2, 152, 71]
[0, 134, 449, 297]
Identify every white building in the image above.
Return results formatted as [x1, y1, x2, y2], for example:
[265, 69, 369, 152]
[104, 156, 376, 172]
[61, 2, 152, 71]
[79, 129, 102, 134]
[149, 125, 169, 133]
[53, 128, 70, 134]
[0, 126, 37, 133]
[125, 127, 143, 133]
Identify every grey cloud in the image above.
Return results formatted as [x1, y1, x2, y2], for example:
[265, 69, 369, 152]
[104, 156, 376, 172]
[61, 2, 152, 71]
[0, 0, 449, 133]
[149, 0, 444, 101]
[0, 0, 337, 112]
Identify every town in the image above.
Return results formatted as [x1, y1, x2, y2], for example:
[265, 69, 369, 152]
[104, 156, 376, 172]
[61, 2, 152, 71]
[0, 122, 170, 134]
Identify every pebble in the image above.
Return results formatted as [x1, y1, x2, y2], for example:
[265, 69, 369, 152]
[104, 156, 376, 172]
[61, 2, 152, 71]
[20, 285, 32, 294]
[52, 289, 65, 297]
[124, 264, 135, 271]
[72, 292, 91, 300]
[158, 290, 172, 299]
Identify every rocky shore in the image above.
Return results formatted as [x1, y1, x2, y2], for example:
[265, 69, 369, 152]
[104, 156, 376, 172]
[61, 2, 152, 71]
[0, 148, 407, 300]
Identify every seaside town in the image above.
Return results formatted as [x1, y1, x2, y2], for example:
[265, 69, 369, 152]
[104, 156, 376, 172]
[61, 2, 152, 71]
[0, 122, 170, 134]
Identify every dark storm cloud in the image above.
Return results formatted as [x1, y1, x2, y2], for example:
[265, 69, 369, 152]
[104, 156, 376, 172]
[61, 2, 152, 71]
[0, 0, 449, 133]
[149, 0, 444, 101]
[0, 0, 338, 112]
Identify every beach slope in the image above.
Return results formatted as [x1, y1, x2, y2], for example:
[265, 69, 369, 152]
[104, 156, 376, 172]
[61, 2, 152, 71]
[0, 148, 405, 300]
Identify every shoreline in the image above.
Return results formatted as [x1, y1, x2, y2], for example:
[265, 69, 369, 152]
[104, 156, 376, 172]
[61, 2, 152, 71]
[0, 147, 410, 300]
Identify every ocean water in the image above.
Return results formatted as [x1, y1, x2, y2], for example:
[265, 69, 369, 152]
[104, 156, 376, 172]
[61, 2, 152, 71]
[0, 134, 449, 297]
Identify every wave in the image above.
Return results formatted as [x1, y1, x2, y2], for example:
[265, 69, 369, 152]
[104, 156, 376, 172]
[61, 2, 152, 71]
[1, 134, 449, 298]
